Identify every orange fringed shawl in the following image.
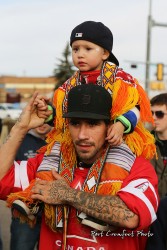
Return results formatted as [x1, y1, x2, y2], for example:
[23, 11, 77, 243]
[45, 61, 156, 162]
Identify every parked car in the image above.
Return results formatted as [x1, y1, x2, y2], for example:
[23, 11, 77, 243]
[0, 103, 22, 120]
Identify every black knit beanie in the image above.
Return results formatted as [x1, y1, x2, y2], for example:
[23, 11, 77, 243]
[70, 21, 119, 66]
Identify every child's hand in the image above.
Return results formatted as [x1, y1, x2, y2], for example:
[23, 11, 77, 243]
[34, 95, 52, 120]
[34, 95, 50, 111]
[106, 121, 124, 146]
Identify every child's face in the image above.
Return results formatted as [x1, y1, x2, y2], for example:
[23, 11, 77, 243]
[72, 40, 109, 71]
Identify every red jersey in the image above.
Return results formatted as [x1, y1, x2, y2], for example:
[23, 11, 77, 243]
[0, 155, 158, 250]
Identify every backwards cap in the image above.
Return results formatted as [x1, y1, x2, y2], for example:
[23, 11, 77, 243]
[70, 21, 119, 66]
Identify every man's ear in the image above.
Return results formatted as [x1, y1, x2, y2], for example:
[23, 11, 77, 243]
[102, 49, 110, 60]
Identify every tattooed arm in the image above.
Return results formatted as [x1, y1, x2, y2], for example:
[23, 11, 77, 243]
[31, 170, 139, 229]
[0, 92, 50, 180]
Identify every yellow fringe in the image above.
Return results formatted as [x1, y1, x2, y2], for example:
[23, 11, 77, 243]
[111, 79, 140, 119]
[109, 78, 156, 159]
[60, 125, 77, 169]
[7, 171, 57, 228]
[7, 180, 36, 207]
[124, 121, 156, 159]
[135, 79, 154, 123]
[44, 203, 58, 232]
[38, 88, 66, 156]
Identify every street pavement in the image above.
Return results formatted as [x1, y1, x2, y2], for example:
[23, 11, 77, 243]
[0, 200, 38, 250]
[0, 200, 11, 250]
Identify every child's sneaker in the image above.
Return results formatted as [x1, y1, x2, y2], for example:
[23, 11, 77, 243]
[12, 200, 44, 221]
[81, 216, 110, 231]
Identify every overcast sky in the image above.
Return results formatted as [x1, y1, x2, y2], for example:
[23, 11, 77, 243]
[0, 0, 167, 84]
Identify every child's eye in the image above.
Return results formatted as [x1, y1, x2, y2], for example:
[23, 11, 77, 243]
[72, 48, 78, 52]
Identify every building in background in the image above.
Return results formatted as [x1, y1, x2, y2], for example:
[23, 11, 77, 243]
[0, 75, 57, 103]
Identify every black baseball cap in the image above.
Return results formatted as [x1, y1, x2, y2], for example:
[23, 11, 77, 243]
[63, 84, 112, 120]
[70, 21, 119, 66]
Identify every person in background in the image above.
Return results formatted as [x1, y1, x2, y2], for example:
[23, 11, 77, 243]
[15, 124, 52, 161]
[146, 93, 167, 250]
[146, 196, 167, 250]
[0, 85, 158, 250]
[10, 124, 52, 250]
[150, 93, 167, 198]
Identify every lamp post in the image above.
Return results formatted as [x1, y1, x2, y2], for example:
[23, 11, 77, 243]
[145, 0, 152, 96]
[145, 0, 167, 96]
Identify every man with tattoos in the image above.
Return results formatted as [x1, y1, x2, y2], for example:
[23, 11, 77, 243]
[0, 85, 158, 250]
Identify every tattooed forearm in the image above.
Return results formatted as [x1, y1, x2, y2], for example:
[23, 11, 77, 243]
[44, 179, 76, 205]
[16, 112, 24, 124]
[3, 134, 11, 144]
[3, 132, 24, 145]
[32, 176, 139, 229]
[65, 189, 139, 229]
[0, 92, 47, 180]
